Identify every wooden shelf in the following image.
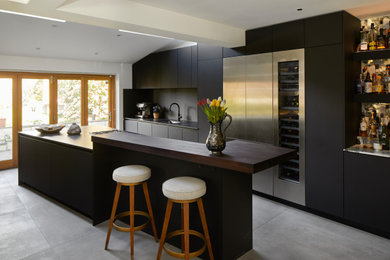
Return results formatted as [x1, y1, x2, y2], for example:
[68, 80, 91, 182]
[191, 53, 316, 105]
[353, 94, 390, 103]
[353, 49, 390, 61]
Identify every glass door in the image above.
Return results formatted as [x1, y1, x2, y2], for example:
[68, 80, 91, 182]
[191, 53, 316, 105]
[0, 74, 16, 169]
[87, 77, 114, 127]
[20, 76, 51, 131]
[56, 78, 82, 125]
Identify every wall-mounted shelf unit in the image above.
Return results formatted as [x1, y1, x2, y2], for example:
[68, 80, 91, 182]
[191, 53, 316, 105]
[353, 49, 390, 61]
[353, 94, 390, 103]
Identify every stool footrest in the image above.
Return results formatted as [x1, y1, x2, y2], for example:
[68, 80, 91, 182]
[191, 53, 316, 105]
[163, 229, 206, 259]
[113, 210, 150, 232]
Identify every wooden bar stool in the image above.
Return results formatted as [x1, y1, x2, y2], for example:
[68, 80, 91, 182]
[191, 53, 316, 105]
[157, 176, 214, 260]
[105, 165, 158, 259]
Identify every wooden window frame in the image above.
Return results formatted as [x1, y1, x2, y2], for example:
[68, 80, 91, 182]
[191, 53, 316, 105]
[0, 72, 115, 170]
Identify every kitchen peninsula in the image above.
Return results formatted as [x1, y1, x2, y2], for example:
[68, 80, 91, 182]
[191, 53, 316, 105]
[19, 127, 294, 260]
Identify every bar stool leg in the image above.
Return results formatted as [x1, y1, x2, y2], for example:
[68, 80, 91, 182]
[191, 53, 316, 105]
[197, 198, 214, 260]
[129, 185, 135, 259]
[157, 200, 173, 260]
[183, 203, 190, 260]
[181, 204, 185, 252]
[105, 183, 122, 250]
[142, 182, 159, 242]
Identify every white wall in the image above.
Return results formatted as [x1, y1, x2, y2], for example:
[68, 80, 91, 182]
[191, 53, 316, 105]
[0, 54, 132, 130]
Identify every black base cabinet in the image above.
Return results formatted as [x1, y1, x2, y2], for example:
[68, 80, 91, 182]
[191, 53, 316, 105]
[18, 135, 93, 217]
[344, 152, 390, 235]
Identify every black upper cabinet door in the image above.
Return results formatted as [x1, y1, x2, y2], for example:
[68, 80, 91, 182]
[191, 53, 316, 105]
[178, 47, 192, 88]
[305, 12, 343, 47]
[133, 54, 158, 89]
[191, 45, 198, 88]
[223, 46, 246, 58]
[158, 50, 178, 88]
[246, 26, 273, 54]
[197, 43, 222, 60]
[273, 20, 304, 51]
[305, 44, 344, 218]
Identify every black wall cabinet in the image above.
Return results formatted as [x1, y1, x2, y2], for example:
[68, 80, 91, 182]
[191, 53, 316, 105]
[305, 44, 345, 217]
[304, 12, 343, 47]
[133, 47, 197, 89]
[273, 20, 304, 51]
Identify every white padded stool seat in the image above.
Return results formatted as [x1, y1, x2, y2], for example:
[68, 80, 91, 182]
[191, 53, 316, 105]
[112, 165, 151, 184]
[162, 176, 206, 201]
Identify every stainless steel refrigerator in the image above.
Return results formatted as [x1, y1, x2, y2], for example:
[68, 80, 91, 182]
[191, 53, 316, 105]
[223, 49, 305, 205]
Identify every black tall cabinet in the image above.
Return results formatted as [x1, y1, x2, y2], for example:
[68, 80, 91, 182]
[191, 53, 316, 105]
[304, 12, 360, 217]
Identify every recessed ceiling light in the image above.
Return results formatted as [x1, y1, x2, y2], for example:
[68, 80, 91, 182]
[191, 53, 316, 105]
[118, 29, 174, 40]
[8, 0, 30, 4]
[0, 9, 66, 22]
[297, 8, 303, 11]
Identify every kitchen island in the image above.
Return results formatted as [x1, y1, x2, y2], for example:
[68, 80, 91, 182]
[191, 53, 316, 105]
[92, 131, 295, 260]
[18, 127, 294, 260]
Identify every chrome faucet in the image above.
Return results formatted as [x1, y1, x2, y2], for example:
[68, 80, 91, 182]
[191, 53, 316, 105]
[169, 102, 182, 121]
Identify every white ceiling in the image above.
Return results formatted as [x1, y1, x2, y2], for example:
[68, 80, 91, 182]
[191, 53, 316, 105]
[0, 0, 389, 63]
[130, 0, 390, 29]
[0, 12, 192, 63]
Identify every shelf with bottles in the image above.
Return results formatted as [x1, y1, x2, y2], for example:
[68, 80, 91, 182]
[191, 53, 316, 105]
[353, 103, 390, 154]
[356, 16, 390, 55]
[355, 58, 390, 96]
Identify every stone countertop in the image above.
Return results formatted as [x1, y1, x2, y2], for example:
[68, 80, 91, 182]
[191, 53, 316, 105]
[344, 145, 390, 158]
[124, 117, 198, 130]
[19, 125, 114, 151]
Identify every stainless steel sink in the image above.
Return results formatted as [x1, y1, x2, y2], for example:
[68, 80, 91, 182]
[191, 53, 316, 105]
[169, 120, 181, 124]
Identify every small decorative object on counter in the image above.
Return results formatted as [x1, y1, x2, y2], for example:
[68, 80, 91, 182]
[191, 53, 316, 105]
[67, 123, 81, 135]
[152, 104, 161, 119]
[198, 97, 232, 155]
[35, 124, 65, 134]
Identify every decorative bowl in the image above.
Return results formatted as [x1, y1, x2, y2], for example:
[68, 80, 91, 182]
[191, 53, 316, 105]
[35, 124, 65, 134]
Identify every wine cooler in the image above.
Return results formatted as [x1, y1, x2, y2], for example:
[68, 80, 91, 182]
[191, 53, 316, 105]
[273, 49, 305, 205]
[223, 48, 305, 206]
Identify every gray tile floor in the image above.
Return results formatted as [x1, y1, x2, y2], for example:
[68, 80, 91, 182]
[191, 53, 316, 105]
[1, 168, 390, 260]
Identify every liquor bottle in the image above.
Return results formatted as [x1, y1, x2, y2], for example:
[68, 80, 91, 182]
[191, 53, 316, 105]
[360, 116, 368, 137]
[374, 64, 384, 93]
[380, 115, 389, 150]
[356, 74, 363, 94]
[372, 72, 378, 93]
[384, 65, 390, 93]
[368, 23, 377, 50]
[360, 26, 368, 51]
[377, 28, 386, 49]
[368, 111, 378, 138]
[364, 72, 373, 93]
[387, 21, 390, 48]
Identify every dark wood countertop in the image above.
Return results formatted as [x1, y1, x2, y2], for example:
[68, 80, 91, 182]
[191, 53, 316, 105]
[92, 131, 295, 174]
[19, 125, 113, 151]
